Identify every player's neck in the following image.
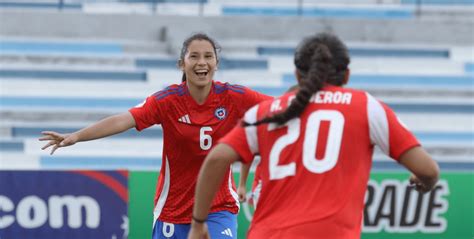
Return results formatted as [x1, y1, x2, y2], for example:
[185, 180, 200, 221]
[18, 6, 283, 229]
[187, 83, 212, 105]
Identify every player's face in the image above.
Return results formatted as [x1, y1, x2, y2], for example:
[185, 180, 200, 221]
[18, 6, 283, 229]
[180, 40, 217, 89]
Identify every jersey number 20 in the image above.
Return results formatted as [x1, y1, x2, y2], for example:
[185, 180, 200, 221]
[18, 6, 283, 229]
[269, 110, 344, 180]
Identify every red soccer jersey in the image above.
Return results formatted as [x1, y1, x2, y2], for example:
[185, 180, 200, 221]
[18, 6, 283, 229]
[129, 81, 270, 224]
[220, 85, 420, 239]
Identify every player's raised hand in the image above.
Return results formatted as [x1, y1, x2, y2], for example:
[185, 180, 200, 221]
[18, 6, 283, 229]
[39, 131, 78, 155]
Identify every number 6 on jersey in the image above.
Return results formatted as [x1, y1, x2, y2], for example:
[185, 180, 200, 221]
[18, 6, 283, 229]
[269, 110, 345, 180]
[200, 127, 213, 150]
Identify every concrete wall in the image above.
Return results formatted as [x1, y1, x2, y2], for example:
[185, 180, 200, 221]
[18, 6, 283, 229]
[1, 9, 473, 47]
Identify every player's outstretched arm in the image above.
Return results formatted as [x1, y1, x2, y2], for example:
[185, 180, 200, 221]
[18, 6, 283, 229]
[189, 144, 240, 239]
[39, 112, 136, 155]
[237, 163, 251, 202]
[398, 146, 440, 193]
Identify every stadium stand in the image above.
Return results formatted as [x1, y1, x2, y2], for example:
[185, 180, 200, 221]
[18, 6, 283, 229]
[0, 2, 472, 239]
[0, 0, 472, 194]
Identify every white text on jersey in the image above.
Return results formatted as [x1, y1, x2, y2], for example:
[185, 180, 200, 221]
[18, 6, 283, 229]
[310, 91, 352, 105]
[271, 91, 352, 113]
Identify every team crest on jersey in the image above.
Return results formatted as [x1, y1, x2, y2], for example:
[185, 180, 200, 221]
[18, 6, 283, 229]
[214, 107, 227, 120]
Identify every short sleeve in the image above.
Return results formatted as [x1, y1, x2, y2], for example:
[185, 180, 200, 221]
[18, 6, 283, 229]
[219, 105, 260, 164]
[240, 87, 272, 113]
[366, 93, 420, 160]
[128, 95, 162, 131]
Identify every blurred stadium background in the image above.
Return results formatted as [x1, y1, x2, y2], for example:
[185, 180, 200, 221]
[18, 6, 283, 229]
[0, 0, 472, 238]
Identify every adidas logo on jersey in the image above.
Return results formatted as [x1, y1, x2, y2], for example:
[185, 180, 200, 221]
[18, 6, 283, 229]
[221, 228, 233, 237]
[178, 114, 191, 124]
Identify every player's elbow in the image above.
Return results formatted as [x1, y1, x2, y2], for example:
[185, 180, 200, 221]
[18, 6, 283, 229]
[202, 144, 237, 171]
[205, 153, 221, 166]
[419, 160, 440, 183]
[399, 146, 440, 185]
[207, 144, 241, 165]
[414, 152, 440, 183]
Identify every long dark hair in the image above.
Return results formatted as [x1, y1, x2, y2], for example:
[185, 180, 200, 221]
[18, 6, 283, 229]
[245, 33, 350, 127]
[178, 33, 221, 82]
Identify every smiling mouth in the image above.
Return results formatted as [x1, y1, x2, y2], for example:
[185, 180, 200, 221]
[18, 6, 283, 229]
[195, 70, 208, 77]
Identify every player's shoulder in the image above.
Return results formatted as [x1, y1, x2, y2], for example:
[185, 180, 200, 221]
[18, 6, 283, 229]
[213, 81, 247, 96]
[340, 86, 384, 105]
[151, 83, 187, 102]
[250, 92, 287, 116]
[333, 86, 391, 116]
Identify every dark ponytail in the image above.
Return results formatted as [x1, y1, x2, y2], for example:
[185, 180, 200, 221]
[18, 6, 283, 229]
[245, 43, 332, 127]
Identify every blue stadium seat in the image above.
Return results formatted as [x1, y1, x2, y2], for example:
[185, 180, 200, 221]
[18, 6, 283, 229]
[0, 141, 24, 152]
[0, 69, 146, 81]
[40, 156, 161, 169]
[222, 6, 413, 19]
[465, 62, 474, 73]
[0, 96, 142, 109]
[258, 46, 450, 58]
[283, 74, 474, 87]
[0, 1, 81, 9]
[136, 57, 268, 70]
[0, 41, 122, 54]
[124, 0, 207, 3]
[11, 126, 162, 139]
[2, 95, 472, 113]
[401, 0, 474, 5]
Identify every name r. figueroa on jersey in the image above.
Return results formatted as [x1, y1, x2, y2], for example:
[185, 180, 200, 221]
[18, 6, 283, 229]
[271, 91, 352, 112]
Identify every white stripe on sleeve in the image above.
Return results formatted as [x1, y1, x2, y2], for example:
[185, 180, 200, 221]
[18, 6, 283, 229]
[366, 93, 390, 155]
[244, 105, 260, 155]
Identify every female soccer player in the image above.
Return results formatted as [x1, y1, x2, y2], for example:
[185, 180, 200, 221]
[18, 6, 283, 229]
[39, 33, 271, 239]
[188, 33, 440, 239]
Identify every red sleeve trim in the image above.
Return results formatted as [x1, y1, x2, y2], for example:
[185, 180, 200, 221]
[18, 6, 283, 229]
[392, 142, 421, 161]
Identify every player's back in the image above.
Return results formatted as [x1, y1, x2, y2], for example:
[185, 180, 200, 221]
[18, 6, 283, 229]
[247, 85, 374, 238]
